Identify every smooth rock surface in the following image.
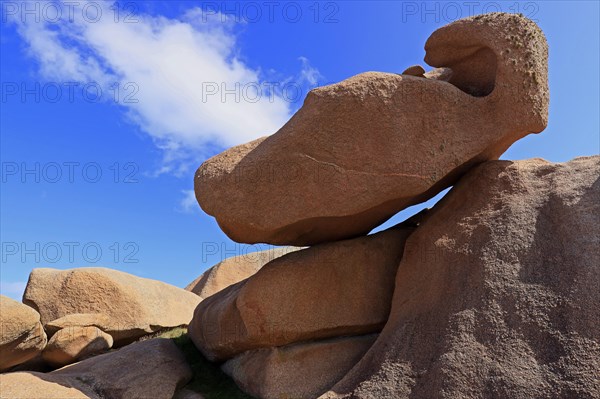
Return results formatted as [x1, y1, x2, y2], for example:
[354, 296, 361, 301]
[186, 247, 299, 299]
[195, 13, 549, 246]
[0, 372, 90, 399]
[0, 339, 192, 399]
[322, 156, 600, 399]
[23, 267, 201, 345]
[42, 326, 113, 367]
[45, 313, 113, 337]
[401, 65, 425, 76]
[189, 224, 414, 361]
[174, 388, 206, 399]
[0, 295, 47, 371]
[223, 334, 377, 399]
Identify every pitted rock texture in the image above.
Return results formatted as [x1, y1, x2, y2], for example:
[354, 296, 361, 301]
[321, 156, 600, 399]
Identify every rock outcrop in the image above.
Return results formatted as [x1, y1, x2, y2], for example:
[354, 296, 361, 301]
[186, 247, 299, 299]
[223, 334, 377, 399]
[321, 156, 600, 399]
[42, 326, 113, 368]
[194, 13, 549, 246]
[0, 338, 192, 399]
[0, 295, 47, 371]
[189, 224, 413, 361]
[4, 12, 590, 399]
[23, 268, 201, 345]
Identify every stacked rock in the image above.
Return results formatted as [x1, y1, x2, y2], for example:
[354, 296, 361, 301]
[1, 268, 200, 398]
[189, 224, 416, 398]
[1, 267, 201, 372]
[23, 267, 201, 347]
[188, 12, 551, 399]
[185, 246, 300, 300]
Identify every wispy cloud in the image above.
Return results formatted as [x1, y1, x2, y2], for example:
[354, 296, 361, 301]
[298, 56, 323, 86]
[178, 189, 199, 213]
[8, 1, 322, 175]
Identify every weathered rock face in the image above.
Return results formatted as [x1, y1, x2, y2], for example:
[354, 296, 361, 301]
[0, 295, 47, 371]
[23, 268, 201, 345]
[42, 326, 113, 368]
[189, 225, 413, 361]
[223, 334, 377, 399]
[186, 247, 299, 299]
[0, 339, 192, 399]
[322, 156, 600, 399]
[195, 13, 549, 246]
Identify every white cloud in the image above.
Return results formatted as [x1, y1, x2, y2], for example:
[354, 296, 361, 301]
[0, 281, 27, 300]
[178, 189, 199, 213]
[8, 1, 322, 175]
[298, 56, 323, 86]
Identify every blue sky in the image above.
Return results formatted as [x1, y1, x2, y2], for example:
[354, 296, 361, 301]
[1, 1, 599, 300]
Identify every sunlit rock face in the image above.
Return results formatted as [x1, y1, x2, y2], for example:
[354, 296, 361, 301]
[195, 12, 549, 246]
[321, 156, 600, 399]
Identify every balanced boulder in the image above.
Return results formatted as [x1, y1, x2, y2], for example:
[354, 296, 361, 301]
[23, 267, 201, 344]
[0, 338, 192, 399]
[186, 247, 299, 299]
[42, 326, 113, 367]
[223, 334, 377, 399]
[189, 224, 413, 361]
[195, 13, 549, 245]
[322, 156, 600, 398]
[0, 295, 47, 371]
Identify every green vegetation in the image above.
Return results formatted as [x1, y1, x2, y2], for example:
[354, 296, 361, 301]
[160, 327, 255, 399]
